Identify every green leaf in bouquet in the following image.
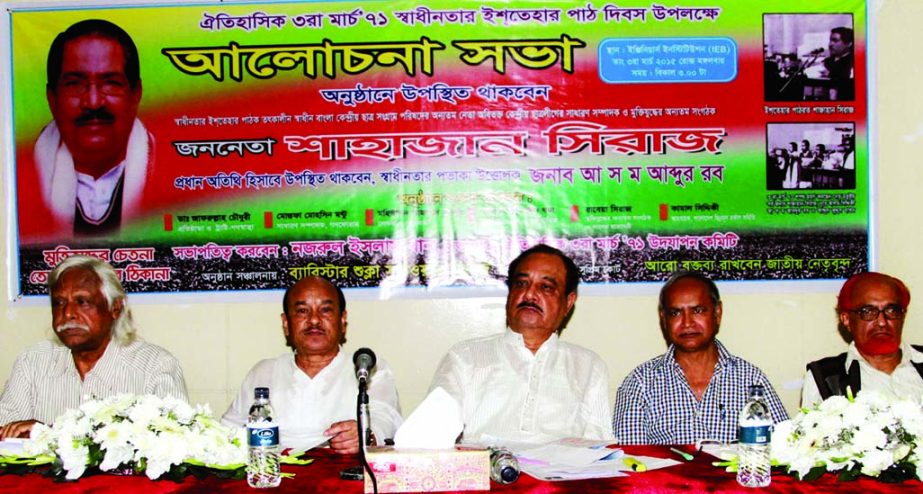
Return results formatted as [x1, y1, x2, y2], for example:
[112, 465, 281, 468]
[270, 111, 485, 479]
[87, 442, 104, 468]
[26, 455, 56, 466]
[0, 453, 53, 475]
[46, 457, 68, 482]
[162, 463, 191, 482]
[798, 465, 827, 482]
[0, 455, 35, 465]
[845, 386, 855, 401]
[215, 467, 246, 480]
[878, 463, 917, 484]
[184, 458, 246, 471]
[837, 464, 861, 482]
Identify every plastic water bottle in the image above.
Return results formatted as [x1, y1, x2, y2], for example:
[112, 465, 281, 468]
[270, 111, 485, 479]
[489, 447, 520, 484]
[247, 387, 281, 488]
[737, 384, 772, 487]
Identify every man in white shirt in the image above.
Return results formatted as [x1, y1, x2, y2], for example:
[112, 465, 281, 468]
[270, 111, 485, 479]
[802, 272, 923, 405]
[34, 19, 152, 236]
[0, 255, 188, 439]
[222, 276, 402, 453]
[429, 244, 613, 444]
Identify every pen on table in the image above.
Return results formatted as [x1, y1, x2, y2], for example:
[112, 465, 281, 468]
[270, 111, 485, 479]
[623, 457, 647, 472]
[669, 447, 694, 461]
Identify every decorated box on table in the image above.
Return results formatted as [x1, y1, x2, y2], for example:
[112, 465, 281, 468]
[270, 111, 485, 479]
[363, 446, 489, 493]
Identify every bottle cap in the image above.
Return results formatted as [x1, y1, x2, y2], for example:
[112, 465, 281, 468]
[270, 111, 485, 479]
[254, 387, 270, 399]
[499, 466, 520, 483]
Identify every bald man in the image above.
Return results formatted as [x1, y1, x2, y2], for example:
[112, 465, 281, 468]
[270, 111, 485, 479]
[802, 272, 923, 406]
[222, 276, 401, 453]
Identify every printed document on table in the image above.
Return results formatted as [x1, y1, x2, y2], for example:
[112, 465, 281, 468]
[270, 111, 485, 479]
[521, 459, 630, 481]
[701, 442, 738, 460]
[0, 439, 25, 456]
[513, 439, 682, 481]
[515, 442, 616, 468]
[514, 440, 625, 481]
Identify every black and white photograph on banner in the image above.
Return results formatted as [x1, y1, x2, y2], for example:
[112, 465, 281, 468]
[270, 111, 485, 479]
[763, 13, 855, 102]
[766, 122, 855, 190]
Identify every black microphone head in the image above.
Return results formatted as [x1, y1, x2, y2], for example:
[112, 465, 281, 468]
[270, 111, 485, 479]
[353, 347, 377, 371]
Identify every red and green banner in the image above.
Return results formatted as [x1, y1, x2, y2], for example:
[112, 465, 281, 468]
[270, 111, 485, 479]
[9, 0, 868, 297]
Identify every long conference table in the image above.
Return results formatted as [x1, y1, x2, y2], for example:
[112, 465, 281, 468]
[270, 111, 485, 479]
[0, 445, 918, 493]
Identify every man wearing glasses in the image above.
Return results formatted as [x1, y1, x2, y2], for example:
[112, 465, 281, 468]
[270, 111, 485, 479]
[32, 19, 151, 236]
[802, 272, 923, 405]
[613, 271, 787, 444]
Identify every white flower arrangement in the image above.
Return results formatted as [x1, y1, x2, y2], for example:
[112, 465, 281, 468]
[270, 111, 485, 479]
[14, 394, 247, 481]
[770, 390, 923, 482]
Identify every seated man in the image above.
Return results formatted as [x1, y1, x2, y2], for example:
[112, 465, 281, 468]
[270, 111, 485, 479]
[429, 244, 612, 444]
[802, 272, 923, 406]
[222, 276, 402, 453]
[0, 255, 188, 439]
[613, 271, 787, 444]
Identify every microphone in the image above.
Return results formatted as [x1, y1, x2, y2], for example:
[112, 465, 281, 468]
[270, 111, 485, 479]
[808, 47, 825, 55]
[353, 347, 377, 384]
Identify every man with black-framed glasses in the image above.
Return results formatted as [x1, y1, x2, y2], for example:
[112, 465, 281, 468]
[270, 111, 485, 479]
[802, 272, 923, 406]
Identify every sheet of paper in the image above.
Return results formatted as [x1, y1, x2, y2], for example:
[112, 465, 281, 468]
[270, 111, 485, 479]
[515, 439, 631, 481]
[701, 443, 738, 460]
[282, 435, 330, 456]
[485, 437, 684, 482]
[514, 443, 616, 468]
[394, 386, 462, 449]
[553, 437, 616, 449]
[0, 439, 26, 456]
[522, 461, 629, 481]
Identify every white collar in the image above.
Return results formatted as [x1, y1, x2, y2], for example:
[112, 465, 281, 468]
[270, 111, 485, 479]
[290, 347, 344, 381]
[846, 341, 923, 369]
[76, 162, 126, 221]
[504, 327, 558, 355]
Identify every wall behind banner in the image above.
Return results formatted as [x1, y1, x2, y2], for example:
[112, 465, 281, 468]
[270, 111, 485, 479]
[0, 0, 920, 421]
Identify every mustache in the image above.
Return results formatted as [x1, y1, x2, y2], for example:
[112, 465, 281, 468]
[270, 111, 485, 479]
[75, 108, 115, 126]
[869, 331, 897, 338]
[55, 322, 90, 333]
[517, 301, 542, 313]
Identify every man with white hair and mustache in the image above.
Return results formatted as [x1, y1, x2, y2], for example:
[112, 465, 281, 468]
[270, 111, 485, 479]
[0, 255, 187, 439]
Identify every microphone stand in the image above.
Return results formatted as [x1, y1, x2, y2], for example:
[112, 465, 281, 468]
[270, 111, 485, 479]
[356, 377, 378, 494]
[358, 379, 372, 447]
[345, 348, 378, 490]
[778, 50, 822, 96]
